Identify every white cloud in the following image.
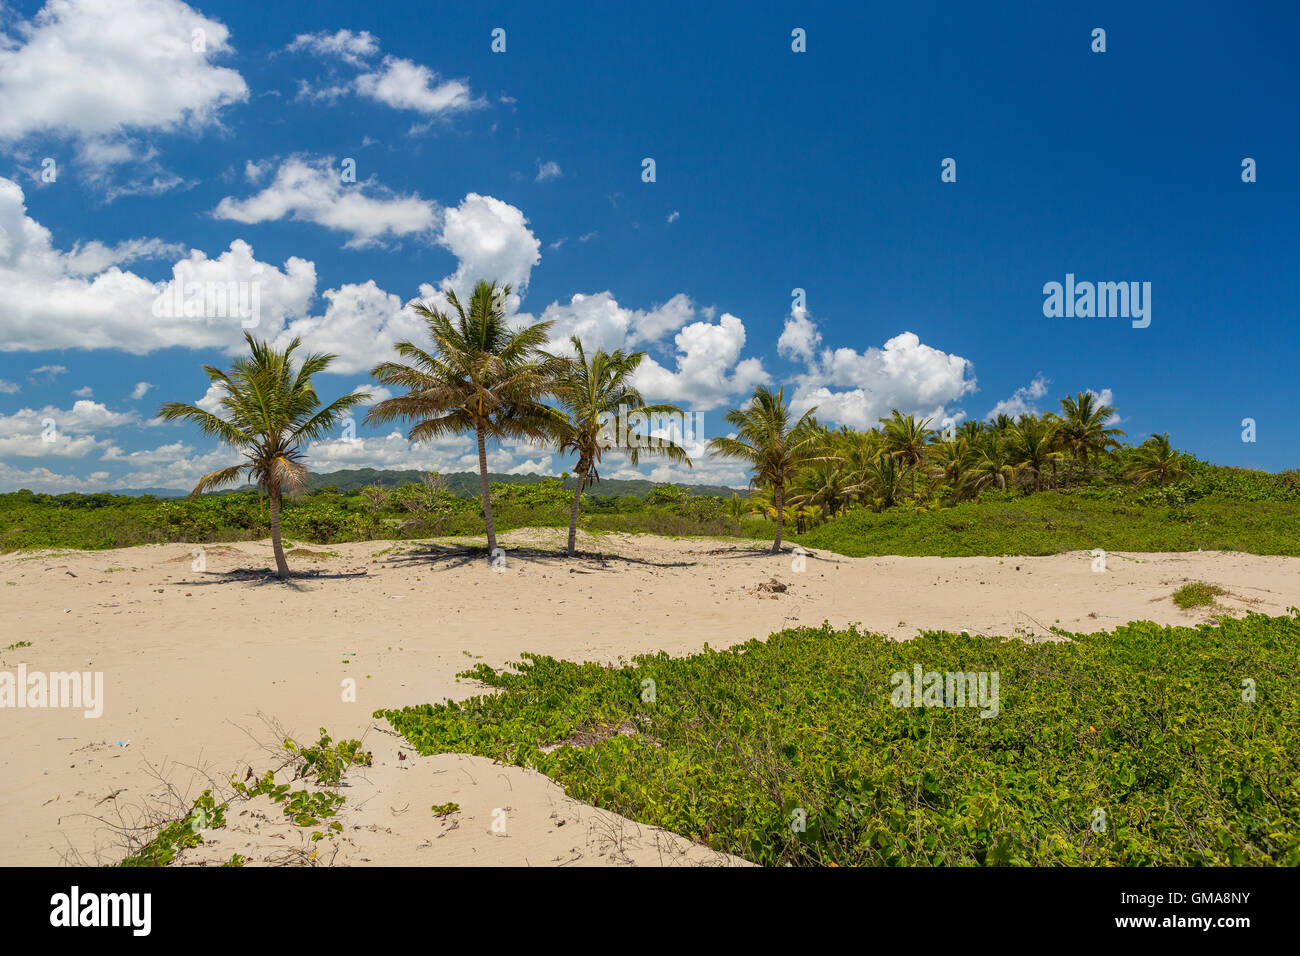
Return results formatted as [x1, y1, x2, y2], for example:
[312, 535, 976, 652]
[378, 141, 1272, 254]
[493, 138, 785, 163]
[286, 29, 379, 66]
[356, 57, 477, 115]
[28, 364, 67, 380]
[63, 238, 188, 274]
[273, 280, 424, 376]
[0, 177, 319, 354]
[352, 383, 391, 405]
[0, 400, 140, 459]
[535, 160, 562, 182]
[782, 316, 977, 430]
[72, 386, 93, 397]
[0, 380, 20, 394]
[244, 158, 273, 183]
[633, 313, 769, 411]
[194, 383, 224, 415]
[130, 381, 155, 400]
[0, 0, 248, 142]
[213, 156, 439, 247]
[984, 375, 1049, 421]
[666, 210, 679, 224]
[538, 291, 695, 355]
[776, 308, 821, 363]
[428, 193, 541, 308]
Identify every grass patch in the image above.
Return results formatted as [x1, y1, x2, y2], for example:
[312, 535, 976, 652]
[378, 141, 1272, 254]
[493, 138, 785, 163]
[1172, 581, 1229, 610]
[792, 495, 1300, 557]
[379, 612, 1300, 866]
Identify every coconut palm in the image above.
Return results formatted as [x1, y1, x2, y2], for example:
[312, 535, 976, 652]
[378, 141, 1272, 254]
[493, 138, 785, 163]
[928, 436, 977, 500]
[790, 459, 849, 519]
[879, 410, 934, 497]
[970, 431, 1015, 494]
[708, 385, 821, 553]
[157, 333, 368, 578]
[1008, 415, 1064, 492]
[366, 280, 560, 559]
[854, 451, 906, 511]
[1057, 391, 1126, 482]
[1125, 433, 1190, 487]
[551, 337, 691, 555]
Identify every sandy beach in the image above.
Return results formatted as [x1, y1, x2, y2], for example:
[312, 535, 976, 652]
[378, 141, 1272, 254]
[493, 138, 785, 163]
[1, 531, 1295, 866]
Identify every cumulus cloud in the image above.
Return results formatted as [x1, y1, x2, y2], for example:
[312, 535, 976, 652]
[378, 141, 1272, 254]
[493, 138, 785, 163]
[285, 29, 379, 66]
[356, 57, 477, 115]
[535, 160, 562, 182]
[776, 308, 821, 363]
[273, 281, 424, 376]
[130, 382, 155, 400]
[214, 156, 439, 247]
[0, 380, 20, 394]
[0, 400, 140, 459]
[779, 313, 977, 429]
[984, 375, 1049, 421]
[0, 0, 248, 143]
[0, 178, 317, 353]
[534, 292, 766, 411]
[426, 193, 541, 308]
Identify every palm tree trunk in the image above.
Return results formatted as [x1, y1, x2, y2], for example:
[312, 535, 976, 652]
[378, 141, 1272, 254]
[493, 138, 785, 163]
[566, 470, 585, 557]
[269, 490, 290, 578]
[772, 483, 785, 553]
[476, 425, 497, 557]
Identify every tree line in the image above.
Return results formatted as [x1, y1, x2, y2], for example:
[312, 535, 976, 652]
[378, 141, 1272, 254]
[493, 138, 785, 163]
[160, 278, 1190, 576]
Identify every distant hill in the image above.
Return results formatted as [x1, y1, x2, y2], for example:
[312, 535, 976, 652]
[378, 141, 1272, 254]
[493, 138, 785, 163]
[108, 487, 189, 498]
[300, 468, 746, 499]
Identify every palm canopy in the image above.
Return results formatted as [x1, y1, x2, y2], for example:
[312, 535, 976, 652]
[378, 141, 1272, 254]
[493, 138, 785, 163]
[364, 279, 561, 556]
[552, 336, 691, 482]
[708, 385, 821, 491]
[365, 280, 562, 443]
[708, 385, 822, 552]
[157, 332, 367, 497]
[1056, 391, 1126, 468]
[1125, 433, 1191, 487]
[552, 337, 691, 555]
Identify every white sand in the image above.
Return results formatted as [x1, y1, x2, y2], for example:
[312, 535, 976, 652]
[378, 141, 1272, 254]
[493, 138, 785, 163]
[1, 530, 1295, 866]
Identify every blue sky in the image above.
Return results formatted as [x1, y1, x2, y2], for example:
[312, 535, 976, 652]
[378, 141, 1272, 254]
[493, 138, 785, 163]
[0, 0, 1295, 492]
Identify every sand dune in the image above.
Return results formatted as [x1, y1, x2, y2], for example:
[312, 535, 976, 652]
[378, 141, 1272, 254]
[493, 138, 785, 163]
[1, 530, 1295, 866]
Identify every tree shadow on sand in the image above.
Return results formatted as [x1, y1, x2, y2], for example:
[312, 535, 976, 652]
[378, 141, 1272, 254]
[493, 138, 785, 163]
[178, 566, 371, 592]
[385, 541, 697, 571]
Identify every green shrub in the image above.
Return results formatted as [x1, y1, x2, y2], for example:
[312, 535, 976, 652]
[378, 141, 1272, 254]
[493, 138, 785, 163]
[379, 612, 1300, 867]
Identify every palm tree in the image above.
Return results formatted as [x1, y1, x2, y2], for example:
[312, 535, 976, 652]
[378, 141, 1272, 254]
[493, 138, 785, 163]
[158, 333, 367, 578]
[1126, 433, 1190, 487]
[970, 431, 1014, 494]
[708, 385, 821, 553]
[1057, 391, 1126, 483]
[790, 459, 849, 519]
[551, 337, 691, 555]
[1008, 415, 1064, 492]
[856, 451, 907, 511]
[366, 280, 560, 559]
[928, 436, 977, 500]
[879, 410, 934, 498]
